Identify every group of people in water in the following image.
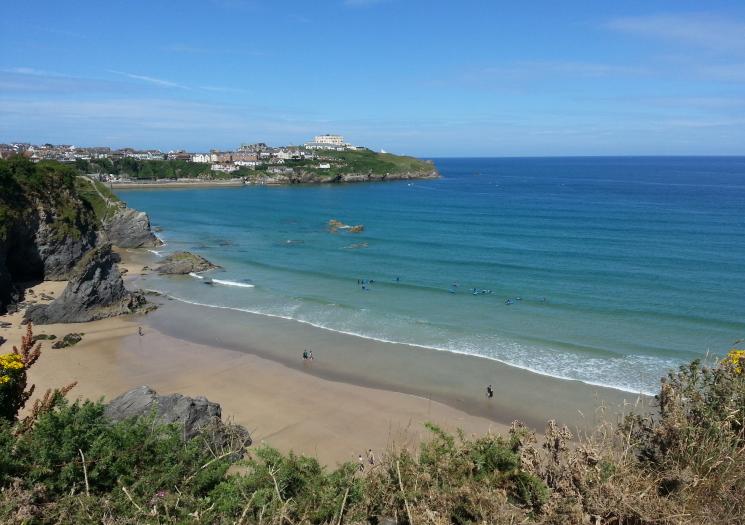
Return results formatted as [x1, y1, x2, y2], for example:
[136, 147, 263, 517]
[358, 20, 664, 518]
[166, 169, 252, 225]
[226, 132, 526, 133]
[302, 349, 314, 360]
[357, 278, 377, 291]
[355, 277, 547, 306]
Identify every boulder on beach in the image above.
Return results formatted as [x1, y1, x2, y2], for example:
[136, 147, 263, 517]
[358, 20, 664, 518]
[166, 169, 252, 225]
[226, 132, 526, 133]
[105, 386, 251, 448]
[155, 251, 219, 275]
[24, 244, 150, 324]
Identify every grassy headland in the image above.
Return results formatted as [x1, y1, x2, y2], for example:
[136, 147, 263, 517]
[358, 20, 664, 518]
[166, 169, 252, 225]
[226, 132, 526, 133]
[77, 149, 437, 184]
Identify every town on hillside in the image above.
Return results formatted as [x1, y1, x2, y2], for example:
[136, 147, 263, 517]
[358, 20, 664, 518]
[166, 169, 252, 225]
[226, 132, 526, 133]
[0, 134, 363, 178]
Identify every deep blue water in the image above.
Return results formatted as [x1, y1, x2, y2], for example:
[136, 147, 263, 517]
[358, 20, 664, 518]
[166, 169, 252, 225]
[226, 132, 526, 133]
[118, 157, 745, 393]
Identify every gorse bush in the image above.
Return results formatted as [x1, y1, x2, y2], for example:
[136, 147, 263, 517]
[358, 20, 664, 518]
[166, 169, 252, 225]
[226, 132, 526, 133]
[0, 324, 41, 422]
[0, 326, 743, 523]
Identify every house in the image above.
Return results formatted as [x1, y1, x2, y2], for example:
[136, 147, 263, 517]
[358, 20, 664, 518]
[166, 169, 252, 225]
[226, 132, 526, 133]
[211, 163, 238, 173]
[192, 153, 217, 163]
[267, 166, 293, 175]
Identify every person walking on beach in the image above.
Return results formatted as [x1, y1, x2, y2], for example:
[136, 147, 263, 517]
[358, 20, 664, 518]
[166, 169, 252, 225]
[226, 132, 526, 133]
[302, 349, 308, 360]
[308, 350, 314, 360]
[138, 326, 143, 337]
[358, 454, 365, 472]
[367, 448, 375, 466]
[486, 384, 494, 398]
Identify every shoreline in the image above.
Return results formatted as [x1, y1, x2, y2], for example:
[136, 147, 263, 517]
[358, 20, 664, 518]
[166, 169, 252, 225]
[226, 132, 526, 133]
[1, 249, 646, 465]
[111, 180, 245, 189]
[141, 291, 639, 431]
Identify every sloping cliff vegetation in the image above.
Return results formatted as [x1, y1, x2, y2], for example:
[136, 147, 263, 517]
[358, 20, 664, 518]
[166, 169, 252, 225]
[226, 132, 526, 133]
[1, 326, 743, 524]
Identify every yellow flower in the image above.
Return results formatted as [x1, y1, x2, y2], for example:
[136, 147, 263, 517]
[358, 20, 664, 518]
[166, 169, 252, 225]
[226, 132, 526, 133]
[0, 353, 24, 371]
[724, 349, 745, 375]
[0, 375, 9, 385]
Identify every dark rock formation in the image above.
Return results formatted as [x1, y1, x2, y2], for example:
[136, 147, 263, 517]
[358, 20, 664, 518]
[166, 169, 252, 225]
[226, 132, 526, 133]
[24, 244, 149, 324]
[103, 206, 162, 248]
[104, 386, 251, 447]
[51, 333, 82, 348]
[155, 251, 218, 275]
[328, 219, 364, 233]
[251, 167, 440, 185]
[1, 206, 97, 313]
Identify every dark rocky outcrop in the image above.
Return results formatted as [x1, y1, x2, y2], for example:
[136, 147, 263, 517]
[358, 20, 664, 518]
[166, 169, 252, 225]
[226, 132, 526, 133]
[251, 168, 439, 185]
[24, 244, 149, 324]
[328, 219, 364, 233]
[51, 333, 82, 348]
[104, 386, 251, 448]
[103, 206, 161, 248]
[155, 251, 218, 275]
[1, 200, 97, 313]
[0, 158, 160, 314]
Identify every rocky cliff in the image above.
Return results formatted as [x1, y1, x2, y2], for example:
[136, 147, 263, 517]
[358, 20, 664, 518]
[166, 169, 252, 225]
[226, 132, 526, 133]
[24, 244, 149, 324]
[102, 206, 161, 248]
[0, 158, 98, 313]
[0, 158, 159, 314]
[250, 168, 440, 185]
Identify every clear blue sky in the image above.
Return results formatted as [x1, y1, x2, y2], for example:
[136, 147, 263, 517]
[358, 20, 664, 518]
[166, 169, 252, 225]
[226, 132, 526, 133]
[1, 1, 744, 156]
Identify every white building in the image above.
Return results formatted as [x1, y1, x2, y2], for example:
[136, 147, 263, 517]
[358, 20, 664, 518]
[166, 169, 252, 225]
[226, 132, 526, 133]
[192, 153, 217, 163]
[211, 163, 238, 173]
[313, 134, 344, 146]
[235, 160, 261, 168]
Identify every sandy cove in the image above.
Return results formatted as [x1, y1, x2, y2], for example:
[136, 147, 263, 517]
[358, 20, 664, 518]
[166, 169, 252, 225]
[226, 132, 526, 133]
[1, 249, 640, 466]
[2, 279, 505, 467]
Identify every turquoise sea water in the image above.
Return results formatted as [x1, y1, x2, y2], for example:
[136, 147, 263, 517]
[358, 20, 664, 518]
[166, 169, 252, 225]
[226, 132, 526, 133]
[118, 157, 745, 394]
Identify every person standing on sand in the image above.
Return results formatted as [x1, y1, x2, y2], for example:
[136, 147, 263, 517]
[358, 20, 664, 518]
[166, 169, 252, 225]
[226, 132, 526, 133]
[138, 326, 143, 336]
[358, 455, 365, 471]
[486, 384, 494, 398]
[302, 349, 308, 360]
[367, 449, 375, 465]
[308, 350, 314, 360]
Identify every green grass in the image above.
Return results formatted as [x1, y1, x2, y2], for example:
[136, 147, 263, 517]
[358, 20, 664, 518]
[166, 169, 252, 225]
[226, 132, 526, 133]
[279, 148, 435, 179]
[74, 178, 120, 223]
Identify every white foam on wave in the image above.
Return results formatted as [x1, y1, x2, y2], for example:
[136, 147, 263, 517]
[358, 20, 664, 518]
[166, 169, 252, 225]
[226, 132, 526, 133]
[161, 293, 654, 395]
[188, 272, 204, 279]
[211, 279, 255, 288]
[147, 249, 163, 257]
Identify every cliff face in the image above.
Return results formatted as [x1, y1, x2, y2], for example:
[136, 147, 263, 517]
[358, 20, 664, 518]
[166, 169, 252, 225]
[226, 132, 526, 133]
[0, 158, 158, 314]
[103, 206, 161, 248]
[250, 168, 440, 185]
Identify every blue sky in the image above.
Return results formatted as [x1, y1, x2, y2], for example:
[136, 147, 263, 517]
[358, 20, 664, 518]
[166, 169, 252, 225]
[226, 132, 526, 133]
[1, 1, 745, 156]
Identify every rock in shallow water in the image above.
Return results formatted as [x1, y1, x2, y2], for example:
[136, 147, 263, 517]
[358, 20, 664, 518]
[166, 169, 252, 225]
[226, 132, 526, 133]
[155, 251, 219, 275]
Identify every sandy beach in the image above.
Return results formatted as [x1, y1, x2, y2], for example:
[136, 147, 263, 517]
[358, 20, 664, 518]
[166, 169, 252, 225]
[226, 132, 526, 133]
[1, 249, 642, 466]
[111, 180, 245, 189]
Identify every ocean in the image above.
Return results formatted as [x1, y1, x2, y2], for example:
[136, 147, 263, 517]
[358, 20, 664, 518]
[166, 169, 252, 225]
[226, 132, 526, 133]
[118, 157, 745, 394]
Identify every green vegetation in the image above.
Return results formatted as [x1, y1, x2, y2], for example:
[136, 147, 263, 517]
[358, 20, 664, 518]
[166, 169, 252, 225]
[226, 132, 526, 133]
[0, 156, 95, 241]
[77, 157, 249, 180]
[74, 177, 120, 223]
[280, 148, 436, 179]
[1, 325, 744, 523]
